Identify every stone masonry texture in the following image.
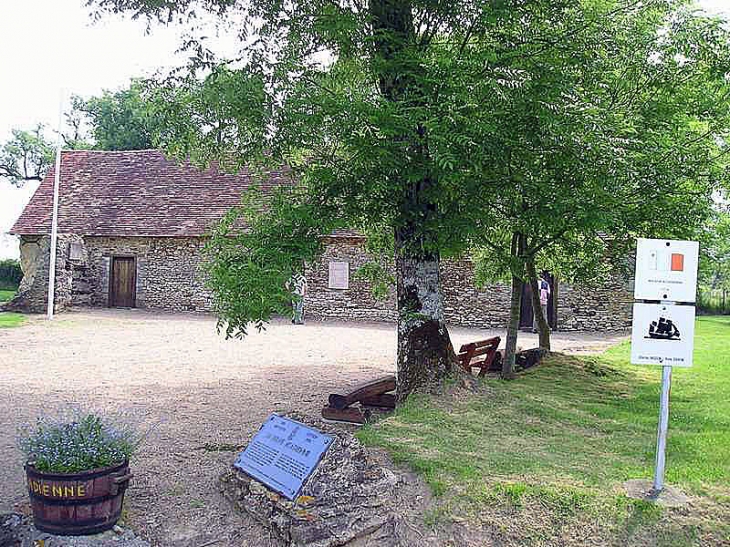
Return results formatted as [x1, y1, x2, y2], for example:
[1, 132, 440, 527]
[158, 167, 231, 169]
[8, 235, 633, 331]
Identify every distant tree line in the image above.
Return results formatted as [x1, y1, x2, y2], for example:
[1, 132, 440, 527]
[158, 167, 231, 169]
[0, 259, 22, 289]
[0, 80, 161, 187]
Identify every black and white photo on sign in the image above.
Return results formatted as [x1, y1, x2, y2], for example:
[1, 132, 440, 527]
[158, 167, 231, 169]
[630, 303, 695, 368]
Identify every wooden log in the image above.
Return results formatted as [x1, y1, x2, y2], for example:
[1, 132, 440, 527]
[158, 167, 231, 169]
[321, 406, 369, 424]
[328, 375, 396, 410]
[358, 394, 396, 409]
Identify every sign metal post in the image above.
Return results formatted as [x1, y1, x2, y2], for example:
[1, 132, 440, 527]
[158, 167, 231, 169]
[653, 363, 672, 493]
[631, 238, 698, 498]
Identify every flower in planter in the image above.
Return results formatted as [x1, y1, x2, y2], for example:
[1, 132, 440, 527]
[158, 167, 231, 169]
[18, 411, 144, 473]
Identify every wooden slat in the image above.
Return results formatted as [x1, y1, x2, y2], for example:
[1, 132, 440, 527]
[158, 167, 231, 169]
[359, 394, 396, 409]
[328, 375, 396, 410]
[457, 337, 501, 375]
[321, 406, 368, 424]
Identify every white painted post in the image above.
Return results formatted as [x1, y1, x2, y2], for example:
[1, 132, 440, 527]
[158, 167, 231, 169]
[46, 92, 64, 320]
[653, 364, 672, 494]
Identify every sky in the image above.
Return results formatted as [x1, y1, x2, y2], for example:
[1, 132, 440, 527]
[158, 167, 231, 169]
[1, 0, 729, 258]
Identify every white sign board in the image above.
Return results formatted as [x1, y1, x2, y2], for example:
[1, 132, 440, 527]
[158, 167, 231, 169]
[630, 303, 695, 367]
[328, 261, 349, 289]
[634, 238, 699, 303]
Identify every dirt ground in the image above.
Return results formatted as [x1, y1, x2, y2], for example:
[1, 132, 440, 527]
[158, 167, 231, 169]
[0, 309, 627, 546]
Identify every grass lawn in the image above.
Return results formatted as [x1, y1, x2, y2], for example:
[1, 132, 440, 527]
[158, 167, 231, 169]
[0, 286, 24, 327]
[0, 312, 25, 328]
[358, 316, 730, 546]
[0, 288, 16, 302]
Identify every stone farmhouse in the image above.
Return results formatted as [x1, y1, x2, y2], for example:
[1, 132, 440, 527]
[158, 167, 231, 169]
[7, 149, 632, 331]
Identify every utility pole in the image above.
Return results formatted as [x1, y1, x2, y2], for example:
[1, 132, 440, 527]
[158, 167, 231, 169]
[47, 91, 64, 320]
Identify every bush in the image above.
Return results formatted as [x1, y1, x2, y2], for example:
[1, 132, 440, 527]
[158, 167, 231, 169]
[698, 289, 730, 315]
[18, 412, 143, 473]
[0, 259, 22, 289]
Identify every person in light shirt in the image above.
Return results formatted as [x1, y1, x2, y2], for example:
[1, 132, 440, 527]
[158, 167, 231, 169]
[533, 275, 550, 333]
[287, 272, 307, 325]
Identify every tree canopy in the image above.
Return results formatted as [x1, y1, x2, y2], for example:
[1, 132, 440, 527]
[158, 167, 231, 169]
[0, 80, 161, 186]
[69, 80, 159, 151]
[0, 125, 55, 186]
[87, 0, 730, 394]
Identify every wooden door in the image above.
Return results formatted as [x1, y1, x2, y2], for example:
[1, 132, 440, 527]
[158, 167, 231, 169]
[519, 282, 535, 329]
[110, 257, 136, 308]
[519, 273, 556, 330]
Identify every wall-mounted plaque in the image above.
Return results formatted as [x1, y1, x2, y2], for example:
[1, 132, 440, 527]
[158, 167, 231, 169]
[234, 414, 333, 501]
[328, 261, 349, 289]
[68, 242, 84, 261]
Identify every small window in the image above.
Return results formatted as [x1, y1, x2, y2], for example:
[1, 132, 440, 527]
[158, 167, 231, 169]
[68, 242, 84, 261]
[328, 261, 349, 289]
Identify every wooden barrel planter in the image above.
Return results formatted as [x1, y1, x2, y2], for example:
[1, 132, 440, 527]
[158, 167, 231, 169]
[25, 460, 132, 536]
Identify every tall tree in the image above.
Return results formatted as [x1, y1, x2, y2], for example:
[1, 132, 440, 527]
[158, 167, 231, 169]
[0, 80, 163, 186]
[0, 125, 55, 186]
[699, 209, 730, 293]
[86, 0, 730, 396]
[471, 2, 730, 374]
[70, 80, 158, 151]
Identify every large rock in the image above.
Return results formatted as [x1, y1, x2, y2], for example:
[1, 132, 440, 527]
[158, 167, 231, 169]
[220, 415, 431, 547]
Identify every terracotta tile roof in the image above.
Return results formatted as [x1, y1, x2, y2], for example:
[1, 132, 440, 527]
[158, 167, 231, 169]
[10, 150, 293, 237]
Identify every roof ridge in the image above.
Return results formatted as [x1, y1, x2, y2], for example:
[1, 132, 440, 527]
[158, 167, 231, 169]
[59, 148, 163, 154]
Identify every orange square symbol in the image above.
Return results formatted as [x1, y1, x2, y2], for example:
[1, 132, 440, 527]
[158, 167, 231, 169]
[671, 253, 684, 272]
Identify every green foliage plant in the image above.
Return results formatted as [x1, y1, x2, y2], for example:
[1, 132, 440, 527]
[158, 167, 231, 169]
[18, 411, 143, 473]
[85, 0, 730, 398]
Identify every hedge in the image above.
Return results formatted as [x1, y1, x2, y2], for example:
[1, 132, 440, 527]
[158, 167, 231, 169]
[0, 259, 22, 289]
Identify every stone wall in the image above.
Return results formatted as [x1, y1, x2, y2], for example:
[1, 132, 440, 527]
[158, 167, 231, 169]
[305, 238, 397, 322]
[303, 239, 514, 326]
[440, 257, 513, 328]
[557, 276, 634, 331]
[5, 235, 212, 313]
[305, 239, 632, 331]
[4, 234, 80, 313]
[7, 234, 633, 331]
[79, 236, 212, 311]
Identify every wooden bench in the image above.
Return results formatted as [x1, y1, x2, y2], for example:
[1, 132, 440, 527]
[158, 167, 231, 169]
[322, 375, 396, 424]
[457, 337, 501, 377]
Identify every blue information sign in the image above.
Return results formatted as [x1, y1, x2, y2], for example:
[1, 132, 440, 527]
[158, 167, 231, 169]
[234, 414, 334, 501]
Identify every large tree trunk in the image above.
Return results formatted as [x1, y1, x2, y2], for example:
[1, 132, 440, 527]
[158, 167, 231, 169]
[395, 233, 455, 401]
[503, 272, 523, 379]
[526, 256, 551, 350]
[370, 0, 455, 401]
[502, 233, 525, 379]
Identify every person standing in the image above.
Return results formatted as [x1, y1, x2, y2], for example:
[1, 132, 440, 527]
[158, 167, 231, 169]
[533, 275, 551, 332]
[288, 272, 307, 325]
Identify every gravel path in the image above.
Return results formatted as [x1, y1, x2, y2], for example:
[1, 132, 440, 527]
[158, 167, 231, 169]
[0, 309, 627, 546]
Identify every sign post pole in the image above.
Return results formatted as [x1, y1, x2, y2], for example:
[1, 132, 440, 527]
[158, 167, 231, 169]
[653, 364, 672, 494]
[629, 238, 698, 504]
